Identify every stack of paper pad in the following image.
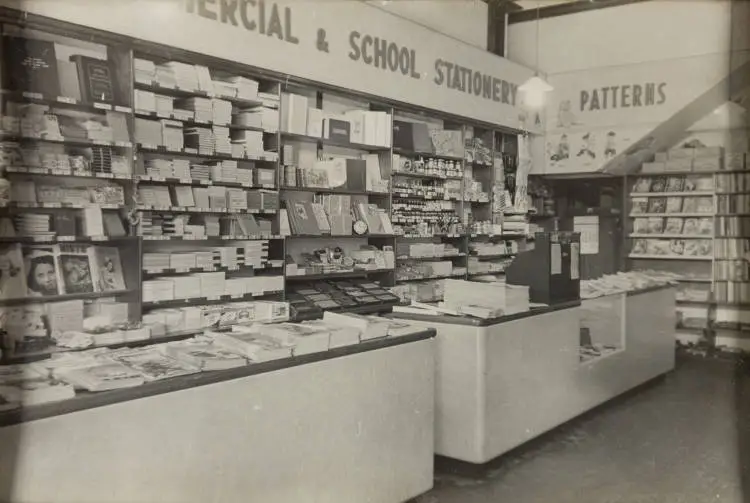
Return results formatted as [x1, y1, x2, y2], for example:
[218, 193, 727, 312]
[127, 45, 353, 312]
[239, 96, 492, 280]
[212, 99, 232, 125]
[258, 92, 279, 108]
[231, 129, 263, 157]
[190, 163, 211, 181]
[134, 58, 156, 84]
[143, 279, 174, 302]
[135, 90, 156, 112]
[91, 146, 113, 173]
[163, 62, 199, 91]
[135, 118, 163, 147]
[155, 64, 177, 88]
[145, 159, 173, 178]
[213, 126, 232, 155]
[161, 120, 184, 151]
[172, 159, 191, 179]
[143, 253, 171, 271]
[155, 95, 174, 117]
[178, 97, 212, 123]
[184, 127, 213, 154]
[15, 214, 51, 235]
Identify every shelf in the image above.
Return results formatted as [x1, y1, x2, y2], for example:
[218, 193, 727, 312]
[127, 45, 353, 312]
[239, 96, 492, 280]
[399, 233, 464, 239]
[6, 166, 132, 180]
[676, 277, 713, 283]
[136, 175, 275, 190]
[137, 144, 277, 163]
[0, 134, 132, 149]
[0, 235, 136, 244]
[396, 273, 466, 283]
[391, 171, 463, 181]
[285, 269, 393, 281]
[144, 263, 283, 276]
[629, 234, 712, 239]
[134, 111, 272, 133]
[2, 202, 122, 210]
[630, 191, 714, 197]
[0, 289, 136, 307]
[676, 298, 713, 305]
[464, 199, 491, 204]
[716, 192, 750, 195]
[634, 170, 718, 177]
[392, 192, 459, 201]
[0, 89, 132, 114]
[142, 290, 283, 309]
[470, 253, 515, 260]
[280, 132, 390, 151]
[628, 254, 711, 261]
[281, 186, 388, 196]
[397, 253, 466, 261]
[393, 148, 464, 162]
[715, 302, 750, 309]
[134, 81, 265, 108]
[716, 213, 750, 216]
[629, 213, 712, 218]
[286, 234, 395, 239]
[135, 205, 276, 214]
[468, 271, 505, 277]
[141, 234, 283, 241]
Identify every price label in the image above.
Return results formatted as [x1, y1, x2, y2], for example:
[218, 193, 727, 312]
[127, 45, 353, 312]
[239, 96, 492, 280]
[22, 92, 43, 100]
[93, 103, 112, 111]
[114, 106, 132, 113]
[57, 96, 76, 104]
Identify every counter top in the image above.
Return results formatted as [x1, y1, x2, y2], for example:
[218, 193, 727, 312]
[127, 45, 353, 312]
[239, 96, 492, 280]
[386, 300, 582, 327]
[0, 329, 436, 427]
[581, 283, 675, 301]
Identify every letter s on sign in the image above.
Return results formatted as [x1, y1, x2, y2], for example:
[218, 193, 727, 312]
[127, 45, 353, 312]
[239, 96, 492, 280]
[434, 59, 444, 85]
[349, 31, 361, 61]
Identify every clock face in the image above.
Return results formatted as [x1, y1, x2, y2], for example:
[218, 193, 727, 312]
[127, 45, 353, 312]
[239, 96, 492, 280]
[353, 220, 368, 235]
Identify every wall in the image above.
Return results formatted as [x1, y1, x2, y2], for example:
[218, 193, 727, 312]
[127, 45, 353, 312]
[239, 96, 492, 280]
[506, 0, 748, 175]
[368, 0, 488, 50]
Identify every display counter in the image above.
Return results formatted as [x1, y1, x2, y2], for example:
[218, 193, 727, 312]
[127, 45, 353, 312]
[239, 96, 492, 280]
[0, 331, 435, 503]
[388, 285, 676, 464]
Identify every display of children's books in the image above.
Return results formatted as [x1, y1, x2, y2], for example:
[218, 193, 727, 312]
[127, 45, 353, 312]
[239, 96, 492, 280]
[633, 218, 649, 234]
[632, 239, 648, 254]
[682, 218, 699, 235]
[648, 197, 667, 213]
[0, 244, 27, 299]
[646, 239, 671, 255]
[685, 240, 712, 257]
[650, 177, 667, 192]
[647, 217, 664, 234]
[22, 245, 61, 297]
[669, 239, 686, 256]
[664, 218, 684, 234]
[665, 177, 685, 192]
[697, 218, 713, 236]
[683, 176, 699, 191]
[665, 197, 683, 213]
[696, 197, 713, 213]
[633, 178, 652, 193]
[682, 198, 699, 213]
[631, 197, 649, 214]
[90, 246, 126, 292]
[57, 244, 95, 294]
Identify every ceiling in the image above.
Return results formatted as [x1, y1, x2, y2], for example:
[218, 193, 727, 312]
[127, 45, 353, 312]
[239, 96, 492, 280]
[513, 0, 584, 10]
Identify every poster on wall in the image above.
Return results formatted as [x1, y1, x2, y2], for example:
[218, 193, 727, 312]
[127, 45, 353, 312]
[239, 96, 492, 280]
[573, 216, 599, 255]
[544, 52, 739, 174]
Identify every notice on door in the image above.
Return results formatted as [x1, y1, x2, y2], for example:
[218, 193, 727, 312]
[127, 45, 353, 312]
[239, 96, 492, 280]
[573, 216, 599, 255]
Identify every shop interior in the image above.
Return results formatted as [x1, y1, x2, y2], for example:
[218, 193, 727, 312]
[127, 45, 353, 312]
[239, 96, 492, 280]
[0, 0, 747, 502]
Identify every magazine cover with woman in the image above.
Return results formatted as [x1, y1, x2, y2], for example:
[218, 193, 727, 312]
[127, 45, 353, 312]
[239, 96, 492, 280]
[22, 245, 61, 297]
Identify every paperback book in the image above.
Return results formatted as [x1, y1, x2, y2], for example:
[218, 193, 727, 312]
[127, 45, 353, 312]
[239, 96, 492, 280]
[110, 347, 199, 381]
[0, 244, 27, 299]
[90, 246, 126, 292]
[57, 244, 95, 294]
[22, 245, 61, 297]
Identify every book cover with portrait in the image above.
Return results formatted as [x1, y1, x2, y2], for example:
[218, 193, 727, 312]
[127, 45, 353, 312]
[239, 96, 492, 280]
[0, 244, 27, 299]
[22, 245, 61, 297]
[57, 244, 95, 294]
[90, 246, 126, 292]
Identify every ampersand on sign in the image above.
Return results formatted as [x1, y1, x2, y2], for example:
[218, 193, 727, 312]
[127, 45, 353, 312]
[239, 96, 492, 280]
[316, 29, 329, 53]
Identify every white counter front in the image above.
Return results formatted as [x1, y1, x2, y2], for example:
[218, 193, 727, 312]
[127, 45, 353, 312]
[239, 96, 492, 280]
[0, 334, 435, 503]
[390, 286, 676, 464]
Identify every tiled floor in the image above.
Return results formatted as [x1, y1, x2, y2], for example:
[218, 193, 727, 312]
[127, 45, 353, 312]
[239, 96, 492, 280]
[420, 354, 749, 503]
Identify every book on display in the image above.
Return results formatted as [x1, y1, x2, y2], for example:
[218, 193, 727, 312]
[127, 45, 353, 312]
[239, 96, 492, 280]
[162, 340, 247, 371]
[110, 347, 199, 381]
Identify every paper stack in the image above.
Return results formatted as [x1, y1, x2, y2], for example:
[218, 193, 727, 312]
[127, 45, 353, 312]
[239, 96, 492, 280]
[145, 158, 173, 178]
[111, 347, 199, 381]
[135, 118, 163, 147]
[134, 58, 157, 84]
[209, 328, 292, 362]
[190, 163, 211, 181]
[234, 109, 263, 129]
[58, 361, 146, 391]
[179, 97, 213, 123]
[155, 64, 177, 88]
[212, 99, 232, 125]
[230, 76, 259, 101]
[162, 340, 247, 371]
[173, 159, 191, 179]
[323, 311, 389, 341]
[143, 279, 174, 302]
[163, 61, 199, 91]
[135, 90, 156, 113]
[195, 271, 226, 298]
[161, 120, 184, 151]
[143, 252, 171, 271]
[280, 93, 308, 134]
[155, 94, 174, 117]
[184, 127, 213, 154]
[213, 126, 232, 155]
[231, 129, 264, 157]
[16, 214, 51, 235]
[259, 92, 280, 109]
